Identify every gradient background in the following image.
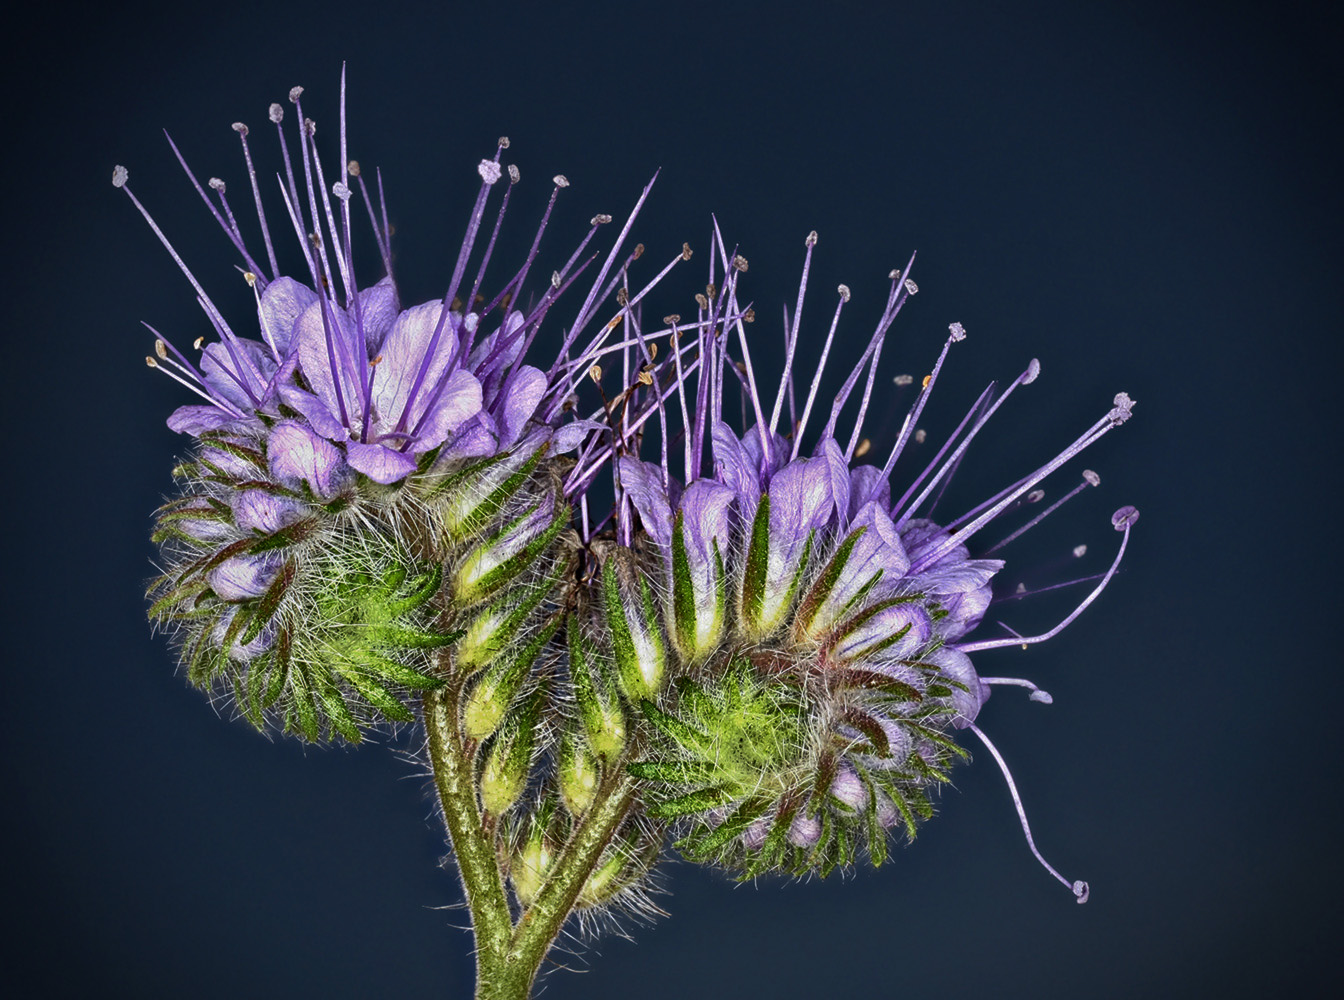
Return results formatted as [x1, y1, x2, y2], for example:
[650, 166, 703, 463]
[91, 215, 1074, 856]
[5, 1, 1339, 997]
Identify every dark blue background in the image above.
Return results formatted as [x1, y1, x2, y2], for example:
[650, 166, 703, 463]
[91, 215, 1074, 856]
[5, 1, 1339, 997]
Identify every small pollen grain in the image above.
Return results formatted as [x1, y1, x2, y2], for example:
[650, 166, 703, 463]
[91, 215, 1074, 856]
[1027, 489, 1045, 503]
[112, 165, 128, 188]
[854, 438, 871, 458]
[894, 374, 914, 386]
[1016, 582, 1027, 594]
[922, 374, 932, 389]
[914, 428, 927, 443]
[347, 160, 361, 176]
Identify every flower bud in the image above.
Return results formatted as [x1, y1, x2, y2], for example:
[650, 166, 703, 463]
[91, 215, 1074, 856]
[479, 687, 545, 816]
[600, 551, 666, 704]
[557, 727, 601, 817]
[451, 484, 567, 608]
[567, 615, 627, 760]
[463, 614, 561, 741]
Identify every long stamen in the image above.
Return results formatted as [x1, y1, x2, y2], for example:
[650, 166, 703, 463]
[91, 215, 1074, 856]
[769, 236, 813, 436]
[164, 131, 268, 281]
[956, 506, 1137, 653]
[232, 122, 280, 279]
[965, 723, 1089, 903]
[791, 288, 847, 461]
[986, 470, 1101, 555]
[880, 320, 962, 483]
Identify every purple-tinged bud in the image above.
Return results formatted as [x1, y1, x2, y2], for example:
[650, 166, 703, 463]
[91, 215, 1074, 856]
[452, 485, 566, 608]
[210, 553, 283, 600]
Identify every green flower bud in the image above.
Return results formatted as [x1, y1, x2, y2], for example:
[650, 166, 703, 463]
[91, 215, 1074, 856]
[567, 615, 627, 760]
[463, 613, 562, 741]
[479, 687, 546, 816]
[558, 727, 601, 817]
[452, 484, 568, 608]
[600, 550, 666, 704]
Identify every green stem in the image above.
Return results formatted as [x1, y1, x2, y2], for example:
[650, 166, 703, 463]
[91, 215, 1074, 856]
[422, 680, 515, 998]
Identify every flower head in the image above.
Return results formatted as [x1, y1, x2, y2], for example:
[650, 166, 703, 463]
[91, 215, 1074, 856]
[606, 226, 1137, 899]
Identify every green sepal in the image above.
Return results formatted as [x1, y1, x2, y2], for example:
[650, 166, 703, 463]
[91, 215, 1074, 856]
[602, 559, 665, 703]
[792, 526, 865, 640]
[640, 698, 713, 756]
[567, 615, 626, 759]
[239, 560, 295, 646]
[455, 491, 568, 606]
[340, 667, 415, 723]
[480, 685, 546, 816]
[670, 511, 697, 656]
[433, 441, 549, 541]
[463, 612, 562, 741]
[627, 759, 715, 784]
[840, 707, 891, 757]
[740, 494, 771, 629]
[828, 668, 922, 703]
[647, 785, 735, 820]
[677, 796, 771, 861]
[287, 662, 322, 742]
[316, 672, 361, 743]
[458, 561, 566, 673]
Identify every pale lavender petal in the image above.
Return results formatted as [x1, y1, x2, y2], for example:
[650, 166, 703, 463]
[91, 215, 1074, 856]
[926, 647, 990, 728]
[346, 440, 419, 483]
[550, 419, 603, 454]
[201, 339, 274, 409]
[258, 276, 317, 355]
[833, 601, 932, 661]
[210, 553, 282, 600]
[166, 405, 239, 435]
[899, 517, 970, 569]
[847, 464, 892, 518]
[830, 763, 868, 809]
[741, 423, 791, 481]
[407, 369, 483, 452]
[919, 558, 1004, 595]
[467, 310, 526, 376]
[679, 480, 736, 568]
[711, 422, 761, 512]
[496, 365, 547, 446]
[766, 456, 834, 570]
[293, 296, 363, 429]
[356, 277, 398, 352]
[938, 583, 994, 641]
[787, 812, 821, 848]
[277, 384, 350, 442]
[233, 490, 303, 533]
[818, 438, 851, 532]
[439, 411, 500, 462]
[618, 457, 673, 553]
[370, 299, 460, 434]
[267, 419, 349, 499]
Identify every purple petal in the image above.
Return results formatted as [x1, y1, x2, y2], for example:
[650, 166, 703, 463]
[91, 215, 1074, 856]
[233, 490, 303, 533]
[925, 647, 989, 728]
[438, 411, 501, 462]
[818, 438, 851, 532]
[467, 310, 526, 377]
[356, 277, 398, 352]
[918, 558, 1004, 595]
[767, 456, 835, 570]
[166, 405, 240, 435]
[370, 299, 460, 435]
[407, 369, 483, 452]
[848, 464, 892, 518]
[833, 601, 932, 661]
[711, 422, 761, 513]
[899, 518, 970, 569]
[267, 419, 349, 499]
[740, 422, 791, 481]
[550, 419, 603, 454]
[938, 583, 994, 641]
[277, 384, 350, 442]
[495, 365, 547, 446]
[201, 339, 275, 410]
[210, 553, 282, 600]
[618, 457, 673, 554]
[346, 440, 419, 484]
[292, 297, 363, 430]
[679, 480, 735, 568]
[258, 276, 317, 355]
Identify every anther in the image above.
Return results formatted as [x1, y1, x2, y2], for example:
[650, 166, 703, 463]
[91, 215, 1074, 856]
[232, 122, 248, 136]
[303, 118, 316, 137]
[647, 342, 658, 360]
[681, 242, 693, 261]
[1023, 358, 1041, 383]
[268, 103, 284, 124]
[637, 369, 654, 386]
[1109, 391, 1135, 424]
[288, 86, 304, 103]
[914, 428, 927, 443]
[949, 321, 966, 341]
[903, 278, 919, 294]
[551, 271, 562, 289]
[332, 181, 351, 201]
[193, 337, 205, 350]
[1027, 489, 1045, 503]
[243, 272, 257, 287]
[616, 287, 629, 306]
[1073, 544, 1087, 558]
[591, 213, 612, 225]
[112, 165, 128, 188]
[1083, 469, 1101, 487]
[553, 174, 570, 187]
[633, 243, 644, 258]
[894, 374, 914, 386]
[733, 254, 749, 272]
[498, 136, 510, 149]
[508, 164, 520, 184]
[705, 282, 716, 300]
[922, 374, 932, 389]
[981, 676, 1054, 704]
[1111, 505, 1139, 530]
[155, 340, 168, 359]
[854, 437, 871, 457]
[695, 293, 708, 309]
[145, 356, 157, 368]
[663, 314, 681, 326]
[805, 230, 818, 247]
[478, 160, 502, 185]
[208, 177, 226, 192]
[588, 365, 603, 383]
[743, 308, 755, 322]
[889, 269, 901, 281]
[347, 160, 361, 176]
[837, 284, 851, 302]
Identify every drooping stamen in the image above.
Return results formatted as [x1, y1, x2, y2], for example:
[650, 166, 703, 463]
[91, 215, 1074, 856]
[980, 677, 1054, 704]
[164, 132, 269, 282]
[232, 122, 280, 279]
[955, 506, 1137, 653]
[965, 723, 1089, 903]
[985, 470, 1101, 555]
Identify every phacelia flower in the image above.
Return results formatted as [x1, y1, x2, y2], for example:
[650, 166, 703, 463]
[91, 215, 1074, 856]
[127, 77, 700, 743]
[602, 227, 1137, 900]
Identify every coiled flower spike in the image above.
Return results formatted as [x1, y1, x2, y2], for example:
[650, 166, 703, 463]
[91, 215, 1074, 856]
[605, 225, 1137, 899]
[125, 73, 704, 742]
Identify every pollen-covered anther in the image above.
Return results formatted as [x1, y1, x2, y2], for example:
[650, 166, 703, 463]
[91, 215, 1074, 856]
[903, 278, 919, 294]
[478, 159, 502, 184]
[155, 339, 168, 360]
[681, 242, 693, 261]
[949, 321, 966, 341]
[553, 174, 570, 187]
[551, 271, 562, 289]
[332, 181, 351, 201]
[268, 102, 284, 123]
[733, 254, 749, 272]
[1109, 391, 1136, 424]
[208, 177, 225, 192]
[232, 122, 248, 136]
[243, 272, 257, 287]
[805, 230, 818, 247]
[1112, 505, 1140, 530]
[507, 164, 520, 184]
[838, 284, 851, 302]
[591, 213, 612, 225]
[112, 165, 128, 188]
[497, 136, 510, 148]
[1073, 544, 1087, 558]
[1083, 469, 1101, 487]
[347, 159, 360, 176]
